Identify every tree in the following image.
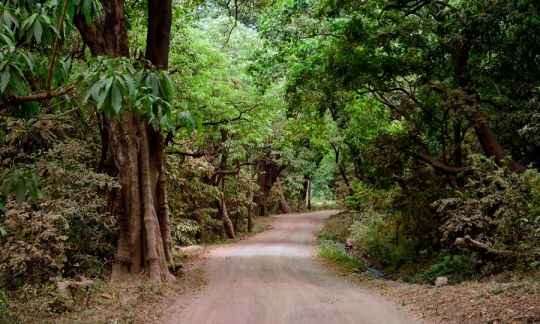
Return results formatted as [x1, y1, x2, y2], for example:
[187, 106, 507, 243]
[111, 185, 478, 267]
[0, 0, 179, 283]
[74, 0, 175, 282]
[262, 0, 539, 178]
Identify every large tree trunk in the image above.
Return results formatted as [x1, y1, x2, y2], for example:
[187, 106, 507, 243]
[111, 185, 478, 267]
[276, 177, 290, 214]
[253, 159, 284, 217]
[75, 0, 174, 282]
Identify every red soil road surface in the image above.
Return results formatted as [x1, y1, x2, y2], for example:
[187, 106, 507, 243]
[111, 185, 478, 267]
[162, 210, 422, 324]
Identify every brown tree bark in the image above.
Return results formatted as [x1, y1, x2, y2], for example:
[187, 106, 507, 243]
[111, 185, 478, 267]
[470, 113, 525, 174]
[247, 166, 254, 232]
[253, 159, 284, 217]
[75, 0, 174, 282]
[455, 235, 514, 259]
[217, 197, 237, 239]
[414, 152, 465, 174]
[307, 178, 312, 210]
[298, 179, 308, 210]
[195, 214, 205, 244]
[276, 177, 290, 214]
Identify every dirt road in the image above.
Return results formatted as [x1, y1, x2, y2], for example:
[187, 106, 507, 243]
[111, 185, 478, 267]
[161, 210, 421, 324]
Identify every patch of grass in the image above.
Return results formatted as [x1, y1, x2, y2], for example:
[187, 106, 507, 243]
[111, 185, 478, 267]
[407, 254, 477, 284]
[213, 216, 271, 244]
[251, 217, 271, 235]
[316, 211, 361, 243]
[317, 240, 363, 272]
[311, 198, 338, 210]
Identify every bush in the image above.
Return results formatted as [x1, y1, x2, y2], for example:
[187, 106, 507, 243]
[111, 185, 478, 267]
[434, 155, 540, 263]
[347, 209, 416, 271]
[409, 254, 476, 284]
[316, 211, 362, 243]
[0, 141, 118, 288]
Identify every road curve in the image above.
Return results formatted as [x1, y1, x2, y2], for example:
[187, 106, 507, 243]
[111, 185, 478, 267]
[162, 210, 422, 324]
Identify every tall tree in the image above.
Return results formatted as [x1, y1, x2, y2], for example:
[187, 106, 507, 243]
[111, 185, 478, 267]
[75, 0, 174, 282]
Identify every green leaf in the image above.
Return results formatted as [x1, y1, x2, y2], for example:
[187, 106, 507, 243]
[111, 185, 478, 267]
[1, 34, 15, 51]
[150, 73, 160, 96]
[159, 72, 175, 100]
[15, 179, 25, 206]
[66, 0, 75, 20]
[0, 67, 10, 93]
[33, 19, 43, 43]
[111, 82, 122, 114]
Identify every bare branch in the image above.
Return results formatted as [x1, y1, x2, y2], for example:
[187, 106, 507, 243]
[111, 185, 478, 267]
[0, 81, 79, 112]
[414, 151, 464, 174]
[299, 33, 344, 40]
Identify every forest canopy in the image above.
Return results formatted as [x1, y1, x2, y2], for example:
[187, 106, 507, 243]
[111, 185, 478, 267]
[0, 0, 538, 319]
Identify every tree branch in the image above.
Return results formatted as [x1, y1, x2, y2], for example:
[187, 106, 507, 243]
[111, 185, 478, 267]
[202, 104, 256, 126]
[455, 235, 515, 258]
[414, 151, 464, 174]
[299, 33, 344, 40]
[0, 81, 79, 112]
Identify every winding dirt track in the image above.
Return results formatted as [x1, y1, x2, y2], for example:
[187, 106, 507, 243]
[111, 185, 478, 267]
[162, 210, 421, 324]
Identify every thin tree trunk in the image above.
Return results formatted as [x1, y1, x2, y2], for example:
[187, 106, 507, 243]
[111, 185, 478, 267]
[247, 189, 253, 232]
[196, 214, 205, 244]
[307, 178, 312, 210]
[338, 165, 354, 196]
[332, 144, 354, 196]
[299, 180, 308, 210]
[217, 197, 236, 239]
[276, 177, 290, 214]
[247, 166, 254, 232]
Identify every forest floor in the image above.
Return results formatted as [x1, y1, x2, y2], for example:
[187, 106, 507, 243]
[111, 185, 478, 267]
[320, 260, 540, 324]
[159, 210, 420, 324]
[319, 257, 540, 324]
[315, 212, 540, 324]
[3, 218, 272, 323]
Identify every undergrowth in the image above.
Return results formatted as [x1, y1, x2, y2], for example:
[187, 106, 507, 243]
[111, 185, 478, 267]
[317, 240, 363, 272]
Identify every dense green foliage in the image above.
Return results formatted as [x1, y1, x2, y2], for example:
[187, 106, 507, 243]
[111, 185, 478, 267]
[0, 0, 538, 319]
[262, 0, 539, 280]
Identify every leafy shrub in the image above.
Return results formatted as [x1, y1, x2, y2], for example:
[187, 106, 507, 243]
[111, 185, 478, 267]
[347, 209, 415, 271]
[171, 218, 200, 246]
[346, 182, 391, 211]
[166, 154, 255, 243]
[434, 155, 540, 260]
[166, 155, 219, 243]
[0, 141, 118, 288]
[409, 254, 475, 284]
